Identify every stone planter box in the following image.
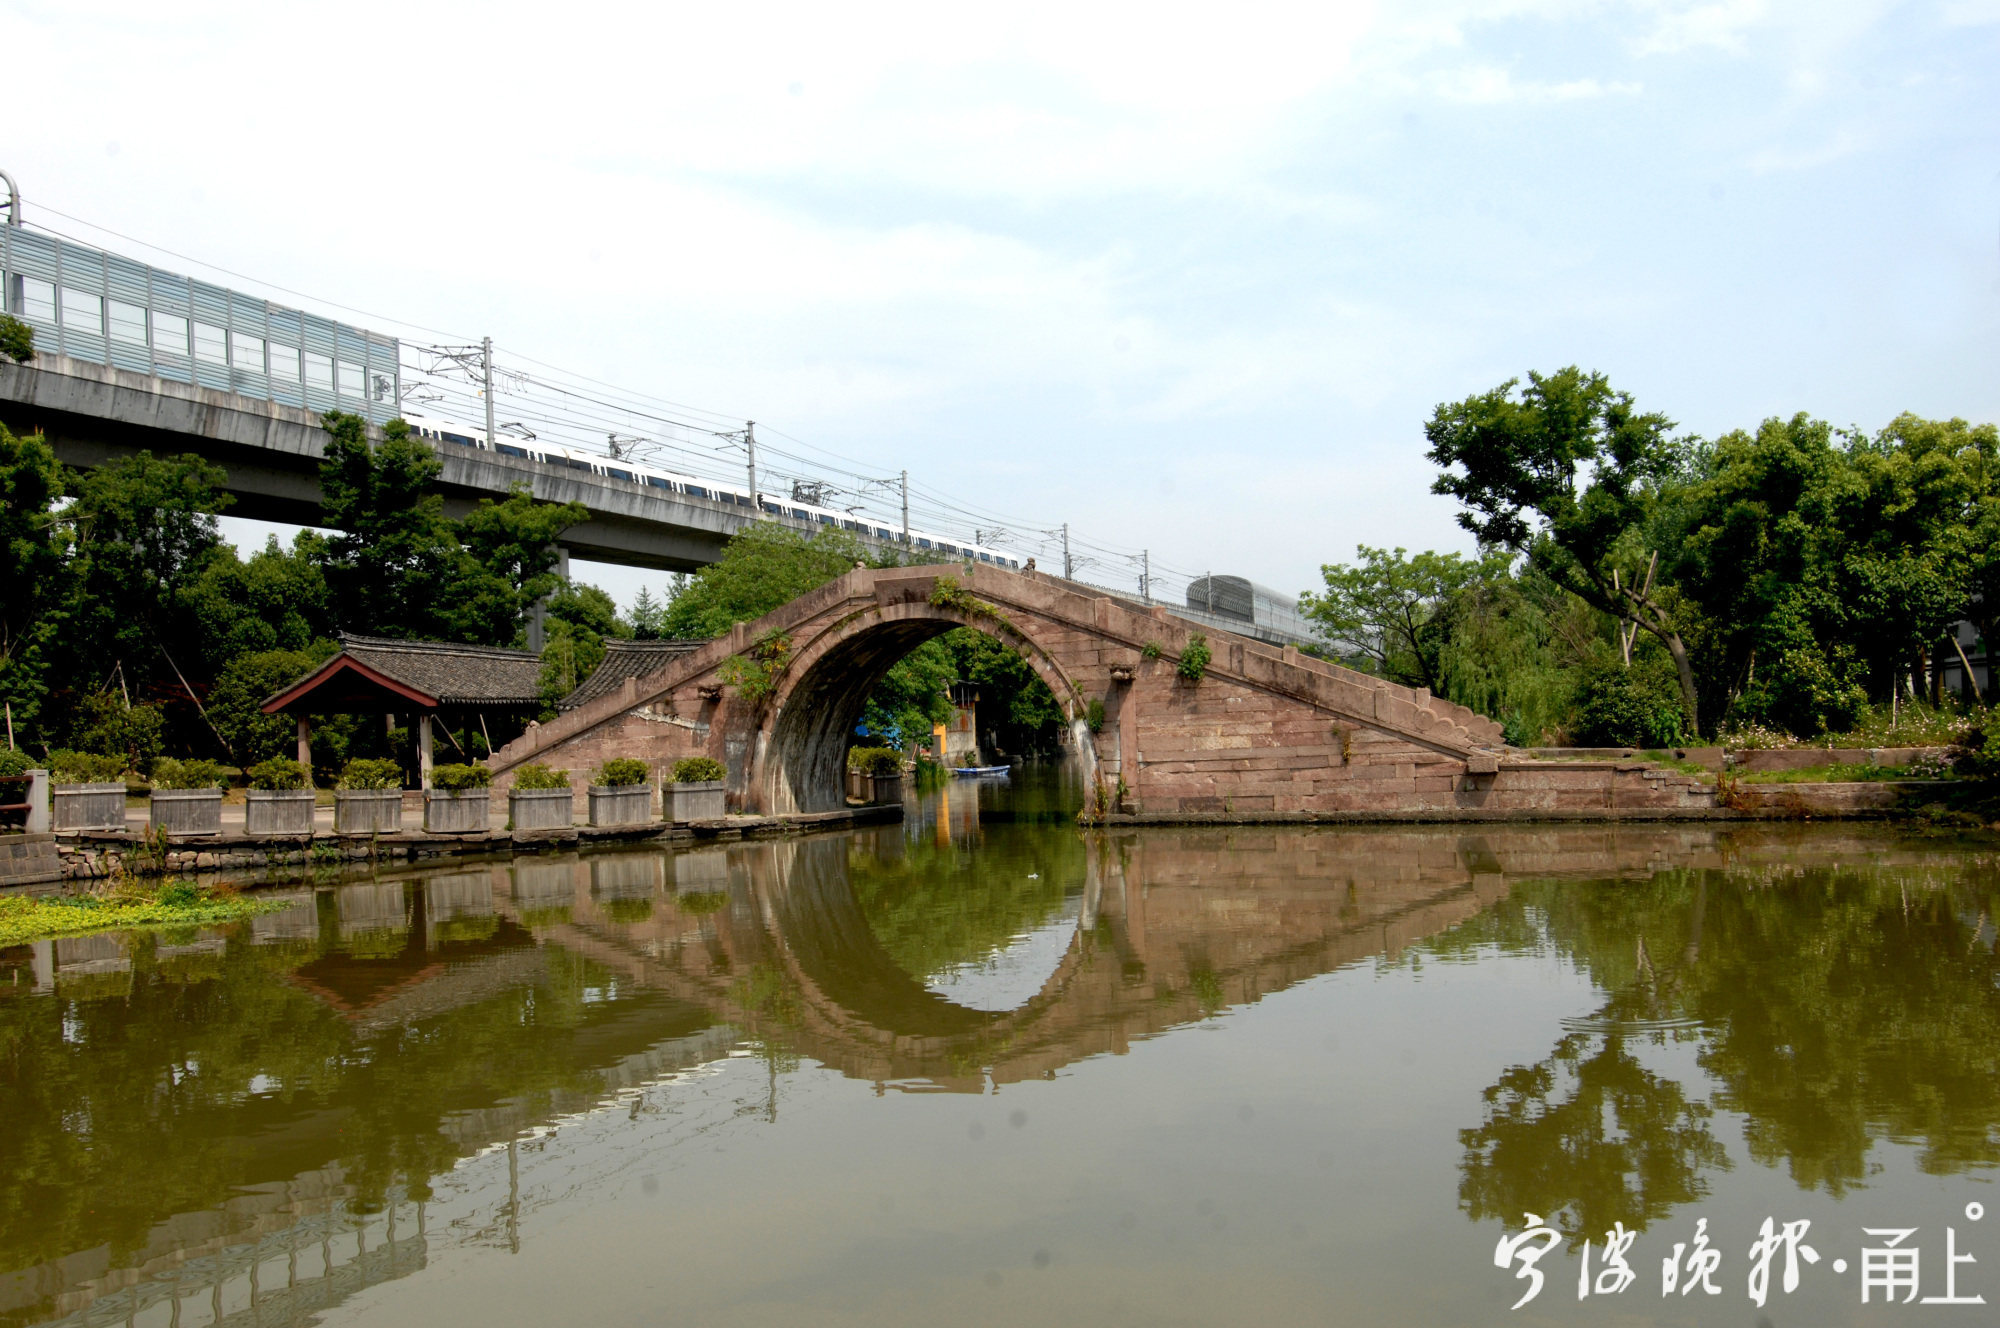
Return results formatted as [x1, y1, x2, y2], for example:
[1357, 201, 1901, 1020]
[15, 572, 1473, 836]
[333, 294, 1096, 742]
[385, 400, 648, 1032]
[53, 783, 127, 833]
[589, 784, 652, 827]
[866, 773, 903, 804]
[334, 789, 403, 835]
[245, 788, 316, 837]
[664, 780, 726, 823]
[509, 786, 575, 832]
[424, 789, 490, 834]
[151, 788, 223, 838]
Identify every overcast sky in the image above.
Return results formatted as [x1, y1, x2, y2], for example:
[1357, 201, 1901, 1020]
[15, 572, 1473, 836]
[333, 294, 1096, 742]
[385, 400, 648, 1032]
[6, 0, 1997, 608]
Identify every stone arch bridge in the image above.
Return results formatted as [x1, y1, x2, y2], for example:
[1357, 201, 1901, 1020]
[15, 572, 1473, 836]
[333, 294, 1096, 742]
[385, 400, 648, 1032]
[489, 564, 1710, 818]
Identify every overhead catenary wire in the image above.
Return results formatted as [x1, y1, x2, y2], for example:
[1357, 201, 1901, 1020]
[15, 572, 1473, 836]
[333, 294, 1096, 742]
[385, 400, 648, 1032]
[27, 192, 1233, 592]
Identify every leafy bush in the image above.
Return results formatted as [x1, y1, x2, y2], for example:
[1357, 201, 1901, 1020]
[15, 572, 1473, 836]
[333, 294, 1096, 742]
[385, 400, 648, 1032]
[512, 763, 570, 790]
[430, 763, 492, 791]
[1950, 712, 2000, 781]
[1141, 641, 1163, 661]
[49, 750, 126, 783]
[670, 756, 727, 783]
[151, 758, 230, 791]
[1570, 664, 1686, 748]
[246, 756, 312, 790]
[0, 748, 35, 777]
[595, 759, 650, 787]
[846, 747, 902, 777]
[336, 758, 402, 790]
[1177, 634, 1211, 684]
[1086, 698, 1105, 733]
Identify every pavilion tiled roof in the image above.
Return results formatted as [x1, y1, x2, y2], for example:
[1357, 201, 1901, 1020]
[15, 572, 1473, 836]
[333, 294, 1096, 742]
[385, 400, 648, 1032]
[262, 633, 545, 713]
[559, 638, 705, 711]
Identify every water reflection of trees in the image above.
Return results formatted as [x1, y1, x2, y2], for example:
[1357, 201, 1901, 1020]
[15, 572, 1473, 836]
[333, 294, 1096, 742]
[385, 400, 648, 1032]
[1435, 859, 2000, 1241]
[0, 904, 702, 1305]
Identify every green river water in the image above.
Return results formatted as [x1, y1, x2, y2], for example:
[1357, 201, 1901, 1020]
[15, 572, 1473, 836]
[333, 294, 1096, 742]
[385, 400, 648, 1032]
[4, 768, 1998, 1326]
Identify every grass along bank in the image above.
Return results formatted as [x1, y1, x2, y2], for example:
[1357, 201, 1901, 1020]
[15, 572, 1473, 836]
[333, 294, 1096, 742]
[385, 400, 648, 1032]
[0, 881, 283, 947]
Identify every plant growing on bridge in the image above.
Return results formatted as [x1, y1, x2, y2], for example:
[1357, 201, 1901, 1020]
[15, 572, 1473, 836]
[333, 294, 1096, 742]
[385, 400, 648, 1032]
[430, 763, 492, 791]
[717, 629, 792, 704]
[0, 314, 32, 364]
[512, 763, 569, 790]
[929, 576, 1015, 633]
[594, 758, 650, 787]
[336, 758, 401, 789]
[1176, 634, 1211, 684]
[1141, 640, 1163, 661]
[1086, 698, 1105, 733]
[670, 756, 727, 783]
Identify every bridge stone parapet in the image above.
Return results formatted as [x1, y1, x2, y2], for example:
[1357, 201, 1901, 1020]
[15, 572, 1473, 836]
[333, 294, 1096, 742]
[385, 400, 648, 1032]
[480, 563, 1670, 820]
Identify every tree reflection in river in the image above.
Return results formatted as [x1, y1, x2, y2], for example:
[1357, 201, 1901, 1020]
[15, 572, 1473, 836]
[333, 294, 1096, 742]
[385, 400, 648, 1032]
[1439, 849, 2000, 1245]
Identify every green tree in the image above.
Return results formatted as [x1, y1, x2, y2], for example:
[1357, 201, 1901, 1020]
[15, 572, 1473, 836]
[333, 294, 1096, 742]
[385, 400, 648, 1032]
[661, 523, 871, 638]
[1427, 368, 1702, 730]
[1301, 544, 1511, 693]
[942, 628, 1064, 754]
[209, 648, 325, 765]
[535, 583, 627, 712]
[628, 586, 667, 640]
[0, 422, 66, 740]
[451, 488, 589, 645]
[180, 534, 334, 674]
[316, 413, 464, 640]
[0, 313, 32, 364]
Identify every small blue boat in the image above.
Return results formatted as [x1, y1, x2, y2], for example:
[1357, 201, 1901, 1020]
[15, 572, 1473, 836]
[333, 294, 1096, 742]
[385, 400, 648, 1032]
[950, 765, 1011, 778]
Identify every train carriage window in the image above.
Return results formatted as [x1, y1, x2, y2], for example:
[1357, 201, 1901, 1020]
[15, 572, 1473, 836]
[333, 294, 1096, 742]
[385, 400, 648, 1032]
[876, 528, 894, 540]
[193, 322, 228, 364]
[495, 443, 528, 459]
[269, 343, 301, 380]
[60, 287, 103, 333]
[917, 538, 932, 549]
[153, 312, 189, 355]
[606, 466, 634, 482]
[818, 514, 836, 526]
[336, 360, 366, 397]
[232, 333, 265, 373]
[108, 301, 147, 345]
[305, 352, 334, 390]
[683, 484, 707, 498]
[20, 278, 55, 322]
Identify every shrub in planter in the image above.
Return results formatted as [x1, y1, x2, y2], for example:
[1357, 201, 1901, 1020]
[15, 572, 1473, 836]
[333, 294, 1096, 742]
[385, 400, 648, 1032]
[247, 757, 312, 790]
[590, 759, 653, 827]
[509, 764, 574, 832]
[665, 756, 727, 822]
[334, 758, 404, 835]
[0, 748, 34, 778]
[670, 757, 727, 783]
[51, 750, 127, 784]
[244, 757, 316, 836]
[337, 759, 402, 789]
[425, 763, 492, 834]
[596, 759, 650, 787]
[150, 758, 228, 838]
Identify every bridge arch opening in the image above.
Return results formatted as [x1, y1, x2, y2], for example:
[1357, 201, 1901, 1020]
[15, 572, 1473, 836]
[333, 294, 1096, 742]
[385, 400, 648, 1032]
[759, 608, 1077, 815]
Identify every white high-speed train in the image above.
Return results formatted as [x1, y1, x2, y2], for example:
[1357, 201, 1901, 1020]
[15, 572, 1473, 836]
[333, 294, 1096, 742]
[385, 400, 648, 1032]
[403, 414, 1023, 569]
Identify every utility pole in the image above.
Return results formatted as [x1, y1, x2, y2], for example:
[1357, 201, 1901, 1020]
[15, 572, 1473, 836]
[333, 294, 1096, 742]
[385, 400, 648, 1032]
[900, 470, 910, 546]
[1062, 523, 1073, 580]
[481, 337, 496, 447]
[745, 421, 758, 509]
[1141, 550, 1150, 602]
[1206, 571, 1214, 614]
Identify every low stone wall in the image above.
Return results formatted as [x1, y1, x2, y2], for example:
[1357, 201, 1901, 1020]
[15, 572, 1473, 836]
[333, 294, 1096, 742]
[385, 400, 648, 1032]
[0, 834, 61, 887]
[1731, 747, 1946, 773]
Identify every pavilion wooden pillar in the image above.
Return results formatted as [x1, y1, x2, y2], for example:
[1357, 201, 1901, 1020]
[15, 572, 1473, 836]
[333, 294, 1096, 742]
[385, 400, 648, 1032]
[296, 717, 311, 768]
[418, 714, 434, 790]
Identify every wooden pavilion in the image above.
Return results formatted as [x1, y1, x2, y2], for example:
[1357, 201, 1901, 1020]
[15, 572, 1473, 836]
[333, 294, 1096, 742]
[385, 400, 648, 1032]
[261, 634, 544, 788]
